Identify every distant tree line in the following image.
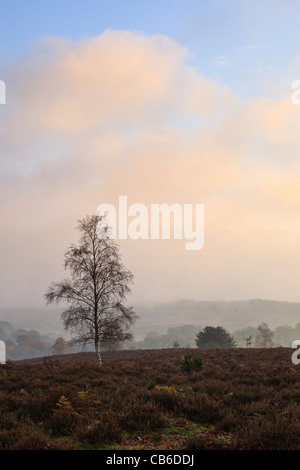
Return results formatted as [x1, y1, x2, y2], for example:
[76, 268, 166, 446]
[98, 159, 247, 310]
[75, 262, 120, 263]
[124, 325, 200, 350]
[0, 320, 90, 360]
[126, 321, 300, 350]
[0, 319, 128, 360]
[2, 317, 299, 360]
[233, 322, 300, 348]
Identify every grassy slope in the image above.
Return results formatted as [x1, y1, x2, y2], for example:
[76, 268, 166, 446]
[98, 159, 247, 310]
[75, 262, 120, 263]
[0, 347, 299, 450]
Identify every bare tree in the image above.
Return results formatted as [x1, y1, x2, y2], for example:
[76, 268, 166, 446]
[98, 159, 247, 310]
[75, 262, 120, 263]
[255, 322, 274, 348]
[243, 335, 253, 348]
[45, 214, 137, 365]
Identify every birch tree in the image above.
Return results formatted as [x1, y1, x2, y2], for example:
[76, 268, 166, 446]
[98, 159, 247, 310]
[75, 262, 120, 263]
[45, 214, 136, 365]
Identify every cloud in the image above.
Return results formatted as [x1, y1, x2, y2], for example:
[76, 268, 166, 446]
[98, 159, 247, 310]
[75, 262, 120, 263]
[213, 56, 230, 66]
[1, 30, 300, 309]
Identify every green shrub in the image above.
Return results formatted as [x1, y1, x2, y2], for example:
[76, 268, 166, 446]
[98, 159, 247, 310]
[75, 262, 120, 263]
[178, 353, 203, 373]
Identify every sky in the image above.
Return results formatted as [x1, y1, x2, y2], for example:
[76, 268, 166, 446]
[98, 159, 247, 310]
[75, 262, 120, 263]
[1, 1, 300, 326]
[2, 0, 300, 98]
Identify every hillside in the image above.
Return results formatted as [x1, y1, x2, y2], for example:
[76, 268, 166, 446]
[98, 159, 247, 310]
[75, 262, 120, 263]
[0, 347, 299, 450]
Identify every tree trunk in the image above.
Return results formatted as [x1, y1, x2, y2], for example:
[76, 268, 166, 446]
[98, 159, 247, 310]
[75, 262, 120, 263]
[95, 340, 102, 366]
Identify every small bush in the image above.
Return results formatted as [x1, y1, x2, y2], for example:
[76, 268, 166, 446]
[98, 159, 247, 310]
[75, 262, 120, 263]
[178, 353, 203, 373]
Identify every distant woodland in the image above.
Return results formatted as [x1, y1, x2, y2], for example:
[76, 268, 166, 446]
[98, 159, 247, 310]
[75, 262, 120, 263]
[0, 321, 93, 360]
[1, 314, 300, 360]
[125, 323, 300, 350]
